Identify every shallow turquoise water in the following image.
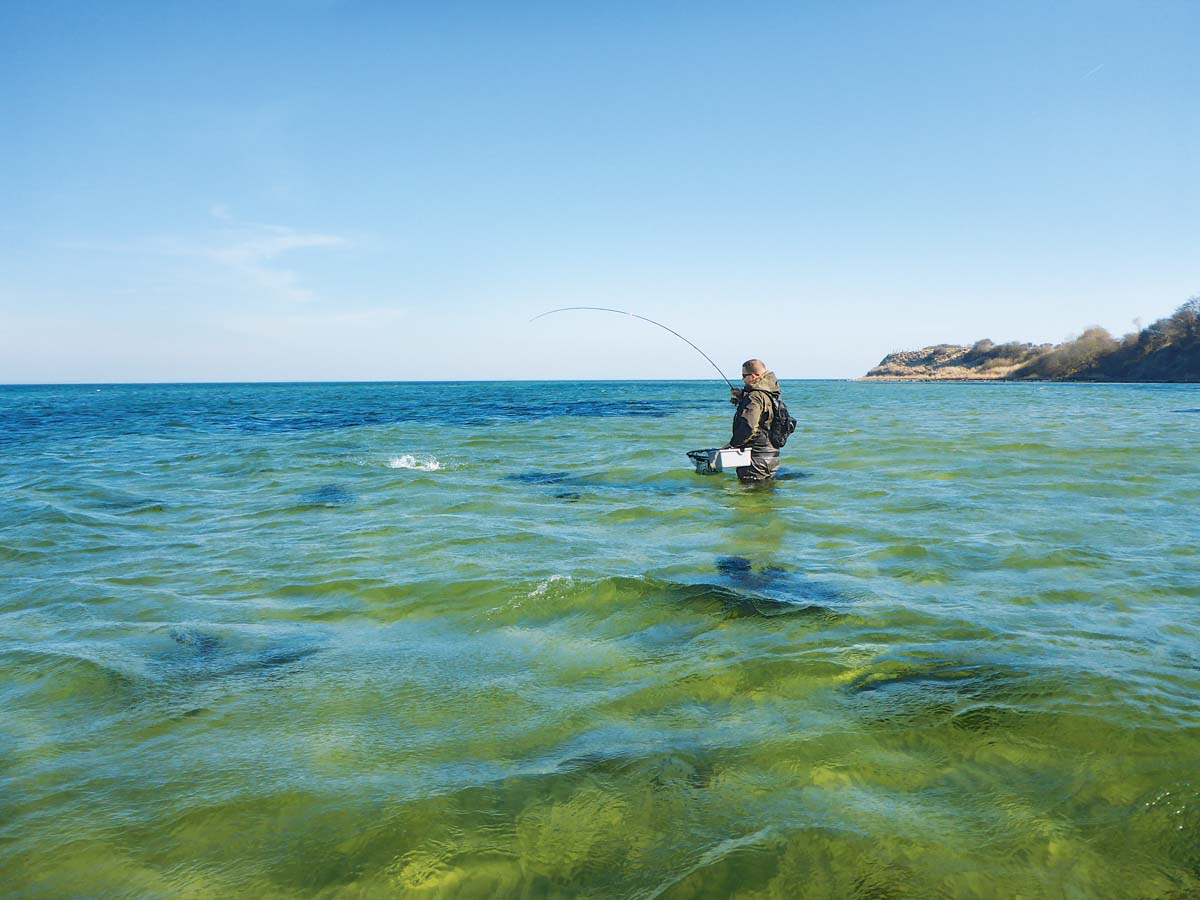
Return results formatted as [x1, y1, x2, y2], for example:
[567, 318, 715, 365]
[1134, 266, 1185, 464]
[2, 380, 1199, 898]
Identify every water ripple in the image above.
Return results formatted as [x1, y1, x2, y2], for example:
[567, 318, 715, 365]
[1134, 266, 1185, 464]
[2, 380, 1199, 898]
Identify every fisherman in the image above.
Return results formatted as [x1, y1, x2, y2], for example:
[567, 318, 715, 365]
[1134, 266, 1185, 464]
[726, 358, 782, 483]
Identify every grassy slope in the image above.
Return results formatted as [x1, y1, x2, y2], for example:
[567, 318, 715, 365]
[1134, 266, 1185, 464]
[864, 298, 1200, 382]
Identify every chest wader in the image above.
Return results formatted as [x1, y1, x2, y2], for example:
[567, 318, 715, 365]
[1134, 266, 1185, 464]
[735, 394, 780, 483]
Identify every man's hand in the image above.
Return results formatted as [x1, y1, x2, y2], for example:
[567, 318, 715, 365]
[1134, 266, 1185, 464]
[730, 387, 743, 405]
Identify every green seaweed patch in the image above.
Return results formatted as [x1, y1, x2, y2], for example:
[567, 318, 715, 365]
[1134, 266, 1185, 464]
[516, 784, 630, 882]
[655, 826, 922, 900]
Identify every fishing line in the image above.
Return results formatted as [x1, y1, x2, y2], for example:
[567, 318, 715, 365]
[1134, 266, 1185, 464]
[529, 306, 734, 390]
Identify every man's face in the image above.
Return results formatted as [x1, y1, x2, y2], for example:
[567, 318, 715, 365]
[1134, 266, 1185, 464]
[742, 369, 760, 384]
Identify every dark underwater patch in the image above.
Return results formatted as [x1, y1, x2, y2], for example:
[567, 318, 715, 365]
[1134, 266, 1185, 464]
[774, 470, 812, 481]
[238, 411, 398, 432]
[163, 626, 323, 681]
[1172, 408, 1200, 413]
[169, 626, 220, 655]
[505, 471, 686, 495]
[716, 556, 753, 578]
[231, 396, 698, 434]
[672, 581, 836, 620]
[298, 485, 357, 507]
[716, 556, 848, 608]
[251, 644, 322, 672]
[504, 471, 573, 485]
[98, 497, 169, 515]
[593, 575, 836, 621]
[491, 399, 678, 420]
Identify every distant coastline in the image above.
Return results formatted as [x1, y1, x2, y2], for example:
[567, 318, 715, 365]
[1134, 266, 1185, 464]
[860, 296, 1200, 383]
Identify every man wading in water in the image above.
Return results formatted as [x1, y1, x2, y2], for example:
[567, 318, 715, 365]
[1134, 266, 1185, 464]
[726, 359, 782, 483]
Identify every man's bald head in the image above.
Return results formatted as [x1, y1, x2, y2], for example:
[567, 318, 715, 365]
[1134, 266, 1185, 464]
[741, 359, 766, 375]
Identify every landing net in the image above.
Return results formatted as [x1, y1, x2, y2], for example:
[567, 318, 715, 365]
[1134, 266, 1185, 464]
[687, 448, 719, 475]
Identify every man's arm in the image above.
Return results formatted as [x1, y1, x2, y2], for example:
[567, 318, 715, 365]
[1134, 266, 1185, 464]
[729, 394, 766, 448]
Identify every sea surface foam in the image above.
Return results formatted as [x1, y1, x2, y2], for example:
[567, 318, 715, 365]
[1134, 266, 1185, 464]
[387, 454, 443, 471]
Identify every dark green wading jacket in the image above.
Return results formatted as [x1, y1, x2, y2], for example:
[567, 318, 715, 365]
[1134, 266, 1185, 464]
[730, 371, 781, 451]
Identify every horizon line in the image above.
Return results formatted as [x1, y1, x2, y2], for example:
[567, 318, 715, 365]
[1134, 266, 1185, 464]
[0, 377, 853, 388]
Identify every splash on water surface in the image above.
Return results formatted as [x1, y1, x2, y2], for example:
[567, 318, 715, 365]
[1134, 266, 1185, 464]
[387, 453, 444, 471]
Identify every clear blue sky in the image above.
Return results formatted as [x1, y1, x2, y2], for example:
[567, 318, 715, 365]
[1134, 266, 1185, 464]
[3, 1, 1196, 382]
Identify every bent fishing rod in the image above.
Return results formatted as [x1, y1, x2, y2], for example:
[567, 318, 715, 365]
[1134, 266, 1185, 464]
[529, 306, 735, 390]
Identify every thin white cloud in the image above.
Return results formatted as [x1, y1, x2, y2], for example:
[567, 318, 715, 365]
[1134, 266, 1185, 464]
[1081, 63, 1105, 80]
[118, 211, 351, 304]
[207, 226, 345, 267]
[55, 212, 350, 304]
[194, 211, 347, 302]
[202, 222, 347, 303]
